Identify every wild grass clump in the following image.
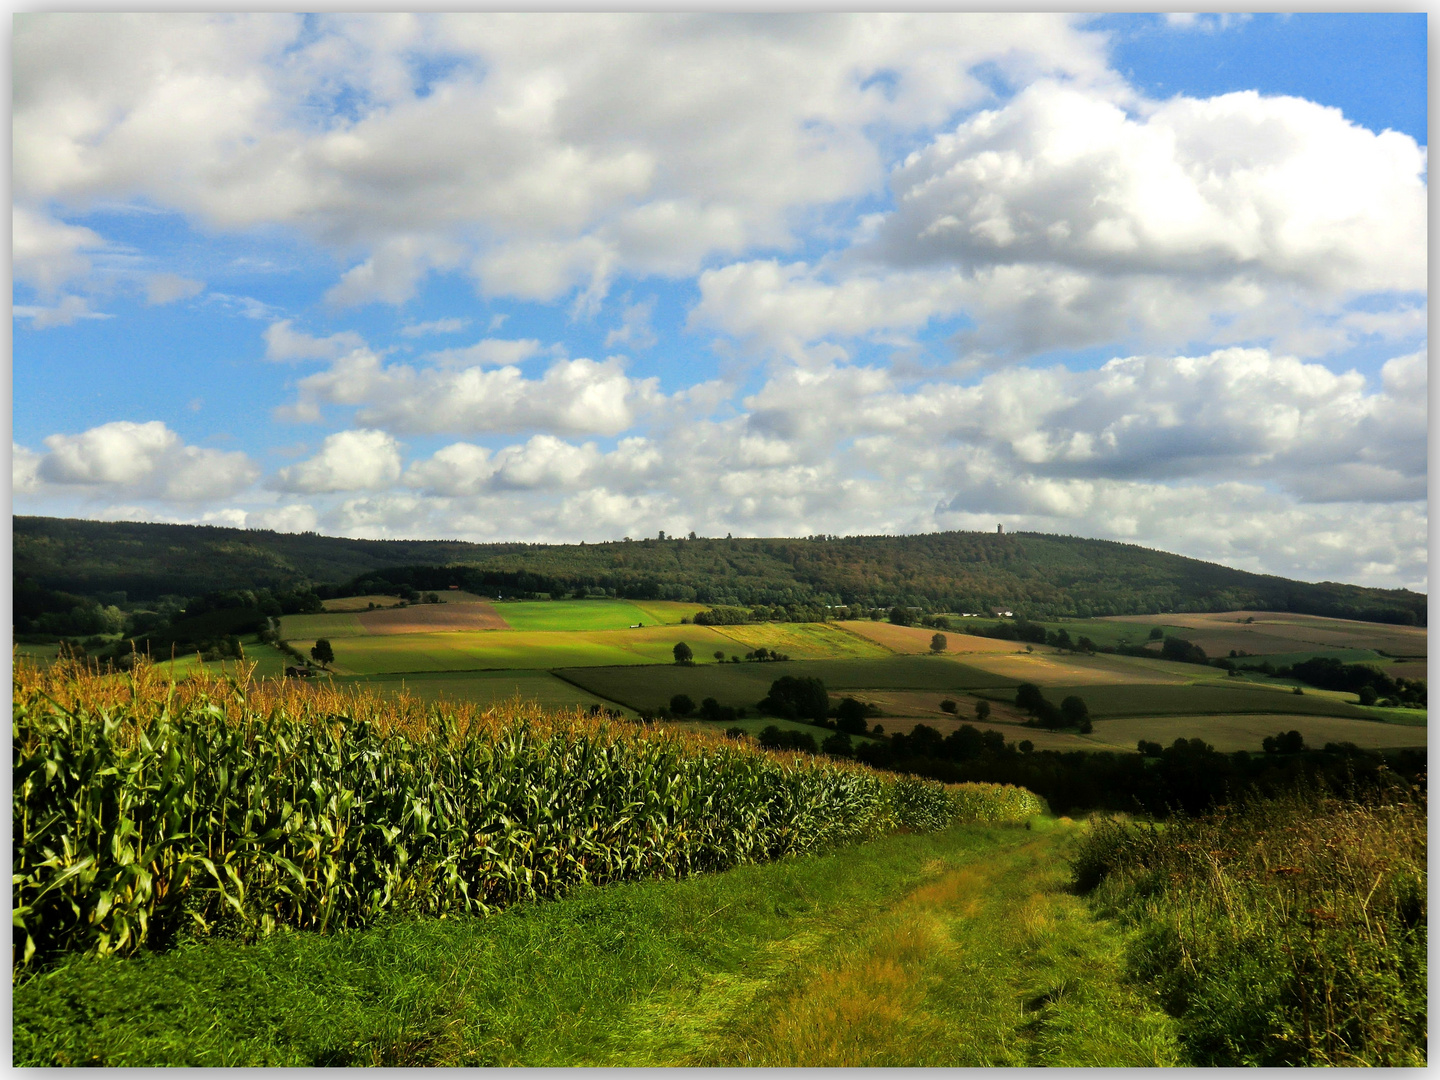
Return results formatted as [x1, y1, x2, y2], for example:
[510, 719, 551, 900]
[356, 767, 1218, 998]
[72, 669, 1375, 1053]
[14, 656, 1039, 975]
[1072, 785, 1426, 1065]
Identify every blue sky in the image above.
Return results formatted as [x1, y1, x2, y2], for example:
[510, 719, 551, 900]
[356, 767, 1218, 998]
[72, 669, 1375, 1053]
[12, 13, 1428, 589]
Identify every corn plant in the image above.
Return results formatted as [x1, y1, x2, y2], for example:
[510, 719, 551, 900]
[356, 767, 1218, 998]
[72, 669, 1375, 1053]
[15, 656, 1042, 974]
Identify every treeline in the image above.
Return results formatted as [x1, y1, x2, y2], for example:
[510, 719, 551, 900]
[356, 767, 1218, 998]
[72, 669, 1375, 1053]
[685, 670, 1423, 817]
[1248, 655, 1427, 708]
[855, 728, 1426, 818]
[27, 586, 328, 665]
[16, 516, 1426, 626]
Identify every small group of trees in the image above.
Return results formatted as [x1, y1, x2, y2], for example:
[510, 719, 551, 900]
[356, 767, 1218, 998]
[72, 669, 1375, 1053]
[756, 724, 855, 759]
[1014, 682, 1092, 732]
[667, 694, 745, 724]
[759, 675, 829, 723]
[1161, 635, 1209, 665]
[1262, 730, 1308, 754]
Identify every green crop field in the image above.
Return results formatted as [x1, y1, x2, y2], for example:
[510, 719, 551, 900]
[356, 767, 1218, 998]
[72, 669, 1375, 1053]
[630, 600, 709, 624]
[706, 622, 892, 660]
[977, 680, 1382, 721]
[554, 663, 782, 713]
[1229, 648, 1393, 668]
[1088, 713, 1427, 753]
[287, 625, 738, 675]
[799, 655, 1020, 692]
[493, 599, 672, 632]
[557, 655, 1019, 716]
[279, 613, 369, 640]
[333, 670, 622, 713]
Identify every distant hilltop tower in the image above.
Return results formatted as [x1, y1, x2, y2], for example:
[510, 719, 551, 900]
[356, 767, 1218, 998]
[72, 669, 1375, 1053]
[996, 523, 1003, 534]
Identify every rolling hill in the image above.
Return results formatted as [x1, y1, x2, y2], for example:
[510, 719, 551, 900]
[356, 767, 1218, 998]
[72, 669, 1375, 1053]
[12, 515, 1426, 624]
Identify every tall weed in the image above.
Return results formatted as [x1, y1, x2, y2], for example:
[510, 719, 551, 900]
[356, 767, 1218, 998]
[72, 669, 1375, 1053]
[1073, 785, 1426, 1065]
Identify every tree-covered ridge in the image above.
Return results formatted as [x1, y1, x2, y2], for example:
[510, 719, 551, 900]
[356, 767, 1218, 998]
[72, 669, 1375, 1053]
[12, 515, 1426, 625]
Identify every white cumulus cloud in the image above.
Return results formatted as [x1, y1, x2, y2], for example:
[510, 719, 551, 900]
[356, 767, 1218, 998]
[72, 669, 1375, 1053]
[272, 428, 404, 493]
[26, 420, 258, 501]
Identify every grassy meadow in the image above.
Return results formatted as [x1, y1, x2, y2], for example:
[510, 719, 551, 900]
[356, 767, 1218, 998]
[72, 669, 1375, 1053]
[17, 819, 1185, 1068]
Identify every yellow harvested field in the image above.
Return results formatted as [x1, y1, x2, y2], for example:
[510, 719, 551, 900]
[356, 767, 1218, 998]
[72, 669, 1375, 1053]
[1090, 713, 1427, 754]
[357, 601, 509, 635]
[838, 621, 1019, 655]
[960, 651, 1193, 686]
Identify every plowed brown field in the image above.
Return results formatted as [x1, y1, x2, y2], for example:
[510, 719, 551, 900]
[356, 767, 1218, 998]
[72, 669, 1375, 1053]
[356, 602, 511, 635]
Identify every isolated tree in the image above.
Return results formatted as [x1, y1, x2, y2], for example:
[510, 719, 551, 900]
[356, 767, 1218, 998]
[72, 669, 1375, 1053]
[1149, 626, 1165, 640]
[673, 641, 694, 666]
[930, 632, 948, 654]
[975, 699, 991, 722]
[1015, 682, 1044, 713]
[310, 638, 334, 669]
[835, 696, 870, 734]
[1060, 695, 1090, 729]
[939, 698, 958, 714]
[714, 650, 726, 662]
[669, 693, 695, 717]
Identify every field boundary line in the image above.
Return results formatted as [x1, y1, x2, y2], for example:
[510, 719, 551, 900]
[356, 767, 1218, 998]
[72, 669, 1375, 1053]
[829, 621, 901, 655]
[547, 669, 639, 714]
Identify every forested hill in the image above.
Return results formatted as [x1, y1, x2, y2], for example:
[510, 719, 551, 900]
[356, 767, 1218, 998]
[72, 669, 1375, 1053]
[12, 515, 1426, 625]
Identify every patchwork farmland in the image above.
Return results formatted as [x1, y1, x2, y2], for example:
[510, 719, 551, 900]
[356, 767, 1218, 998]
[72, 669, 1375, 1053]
[254, 594, 1430, 759]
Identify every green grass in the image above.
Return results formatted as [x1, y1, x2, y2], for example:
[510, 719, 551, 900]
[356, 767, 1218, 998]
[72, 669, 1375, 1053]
[278, 612, 368, 640]
[334, 670, 625, 713]
[979, 681, 1381, 721]
[959, 618, 1167, 650]
[630, 600, 708, 625]
[1086, 714, 1427, 754]
[1075, 790, 1426, 1065]
[706, 622, 892, 660]
[555, 655, 1017, 716]
[1230, 648, 1395, 668]
[800, 655, 1019, 691]
[493, 599, 667, 631]
[14, 819, 1178, 1067]
[14, 642, 62, 663]
[287, 626, 739, 675]
[556, 663, 791, 714]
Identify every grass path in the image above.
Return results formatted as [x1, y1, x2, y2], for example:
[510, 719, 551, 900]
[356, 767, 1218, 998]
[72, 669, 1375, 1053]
[687, 819, 1178, 1067]
[14, 819, 1179, 1067]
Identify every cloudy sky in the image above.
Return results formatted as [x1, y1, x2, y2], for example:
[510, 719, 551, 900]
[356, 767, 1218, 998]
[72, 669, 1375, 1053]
[11, 13, 1428, 590]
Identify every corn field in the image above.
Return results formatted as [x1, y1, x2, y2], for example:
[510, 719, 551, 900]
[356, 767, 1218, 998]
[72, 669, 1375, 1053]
[14, 656, 1043, 973]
